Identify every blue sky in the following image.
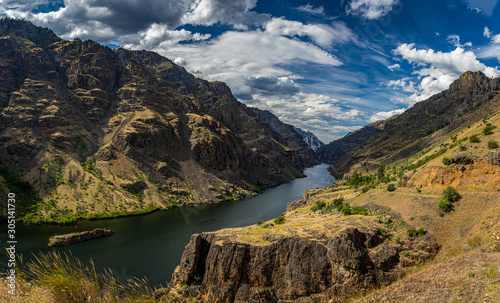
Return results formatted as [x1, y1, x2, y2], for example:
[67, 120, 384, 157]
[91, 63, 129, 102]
[1, 0, 500, 142]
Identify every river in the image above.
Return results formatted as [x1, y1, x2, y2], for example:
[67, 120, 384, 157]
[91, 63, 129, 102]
[4, 163, 333, 287]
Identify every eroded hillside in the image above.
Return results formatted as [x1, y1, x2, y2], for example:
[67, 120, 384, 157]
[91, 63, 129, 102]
[0, 19, 318, 223]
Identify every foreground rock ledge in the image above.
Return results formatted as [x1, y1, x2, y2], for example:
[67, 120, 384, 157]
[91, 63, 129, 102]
[48, 228, 115, 247]
[167, 209, 440, 303]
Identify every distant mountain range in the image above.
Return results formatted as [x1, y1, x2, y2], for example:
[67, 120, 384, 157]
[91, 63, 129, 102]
[293, 127, 324, 151]
[0, 19, 319, 223]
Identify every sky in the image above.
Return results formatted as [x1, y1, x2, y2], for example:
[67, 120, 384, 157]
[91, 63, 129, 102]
[1, 0, 500, 143]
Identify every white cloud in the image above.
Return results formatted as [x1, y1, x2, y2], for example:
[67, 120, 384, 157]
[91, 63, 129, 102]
[369, 108, 405, 122]
[120, 24, 210, 50]
[296, 4, 325, 15]
[391, 43, 500, 105]
[484, 26, 491, 38]
[493, 34, 500, 44]
[347, 0, 399, 20]
[264, 18, 355, 48]
[249, 92, 366, 142]
[447, 35, 472, 48]
[181, 0, 265, 27]
[158, 29, 342, 97]
[2, 0, 267, 42]
[387, 63, 400, 71]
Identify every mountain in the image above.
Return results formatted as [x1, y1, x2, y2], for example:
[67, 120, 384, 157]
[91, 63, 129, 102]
[0, 19, 318, 223]
[248, 108, 320, 166]
[316, 120, 385, 164]
[324, 71, 500, 178]
[293, 127, 324, 151]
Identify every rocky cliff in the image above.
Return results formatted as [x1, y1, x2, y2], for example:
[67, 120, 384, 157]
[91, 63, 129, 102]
[248, 108, 320, 167]
[0, 19, 318, 223]
[168, 201, 439, 302]
[293, 127, 324, 152]
[322, 71, 500, 178]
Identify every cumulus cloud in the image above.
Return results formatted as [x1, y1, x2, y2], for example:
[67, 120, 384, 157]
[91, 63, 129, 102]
[296, 4, 325, 15]
[264, 18, 355, 48]
[1, 0, 267, 42]
[120, 24, 210, 50]
[181, 0, 267, 28]
[347, 0, 399, 20]
[387, 63, 400, 71]
[369, 108, 405, 122]
[391, 43, 500, 105]
[3, 0, 193, 41]
[493, 34, 500, 44]
[159, 29, 343, 97]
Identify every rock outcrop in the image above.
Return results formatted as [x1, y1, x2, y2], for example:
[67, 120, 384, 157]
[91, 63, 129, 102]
[168, 211, 439, 303]
[48, 228, 114, 246]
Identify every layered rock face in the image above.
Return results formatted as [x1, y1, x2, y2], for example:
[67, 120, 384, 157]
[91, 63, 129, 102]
[0, 19, 318, 220]
[169, 213, 439, 302]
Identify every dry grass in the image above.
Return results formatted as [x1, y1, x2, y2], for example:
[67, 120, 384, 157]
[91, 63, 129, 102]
[0, 251, 161, 303]
[353, 251, 500, 303]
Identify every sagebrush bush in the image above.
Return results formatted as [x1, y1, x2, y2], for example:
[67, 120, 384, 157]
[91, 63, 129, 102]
[443, 186, 460, 202]
[387, 184, 396, 192]
[469, 135, 480, 143]
[274, 215, 285, 224]
[438, 199, 454, 212]
[488, 140, 499, 149]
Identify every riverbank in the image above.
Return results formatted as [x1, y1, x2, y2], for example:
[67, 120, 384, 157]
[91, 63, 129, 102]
[4, 163, 334, 287]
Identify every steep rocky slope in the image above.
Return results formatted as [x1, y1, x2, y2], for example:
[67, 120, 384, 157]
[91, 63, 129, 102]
[0, 19, 318, 223]
[323, 71, 500, 178]
[294, 127, 324, 151]
[317, 120, 385, 164]
[247, 108, 320, 167]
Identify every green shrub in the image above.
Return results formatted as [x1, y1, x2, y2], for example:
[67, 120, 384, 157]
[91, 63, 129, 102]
[443, 186, 460, 202]
[469, 135, 480, 143]
[459, 145, 467, 151]
[340, 204, 352, 215]
[488, 140, 499, 149]
[312, 201, 326, 210]
[387, 184, 396, 192]
[417, 228, 425, 236]
[442, 157, 452, 165]
[407, 227, 417, 237]
[483, 123, 496, 135]
[274, 215, 285, 225]
[257, 220, 263, 225]
[416, 188, 421, 193]
[362, 186, 371, 193]
[352, 206, 369, 215]
[438, 199, 454, 212]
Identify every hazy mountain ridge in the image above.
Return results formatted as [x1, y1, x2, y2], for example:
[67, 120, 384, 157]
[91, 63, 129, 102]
[293, 126, 324, 151]
[0, 19, 318, 223]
